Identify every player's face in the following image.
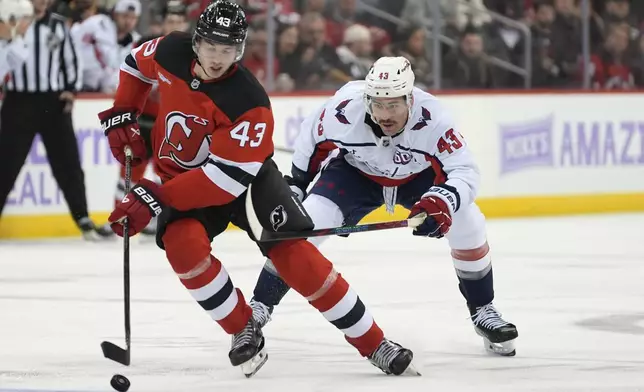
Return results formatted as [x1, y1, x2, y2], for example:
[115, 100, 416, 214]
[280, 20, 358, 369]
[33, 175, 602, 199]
[370, 96, 408, 135]
[162, 14, 187, 35]
[195, 40, 238, 79]
[114, 11, 138, 34]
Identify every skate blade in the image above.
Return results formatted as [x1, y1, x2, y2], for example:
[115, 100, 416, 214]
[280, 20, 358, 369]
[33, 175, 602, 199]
[482, 337, 516, 357]
[240, 347, 268, 378]
[401, 362, 422, 377]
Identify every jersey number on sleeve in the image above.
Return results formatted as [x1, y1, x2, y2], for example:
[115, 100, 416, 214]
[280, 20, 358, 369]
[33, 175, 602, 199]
[437, 129, 463, 154]
[142, 37, 161, 57]
[230, 121, 266, 148]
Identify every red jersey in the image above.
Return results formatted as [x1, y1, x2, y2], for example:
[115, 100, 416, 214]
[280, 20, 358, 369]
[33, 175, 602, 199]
[134, 34, 163, 117]
[590, 53, 635, 90]
[115, 32, 275, 211]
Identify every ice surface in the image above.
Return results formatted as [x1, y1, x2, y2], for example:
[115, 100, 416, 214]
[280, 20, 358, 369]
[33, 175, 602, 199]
[1, 213, 643, 392]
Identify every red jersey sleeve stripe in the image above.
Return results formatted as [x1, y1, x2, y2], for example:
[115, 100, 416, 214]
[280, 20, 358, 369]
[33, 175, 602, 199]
[201, 162, 248, 198]
[209, 154, 263, 177]
[121, 54, 155, 84]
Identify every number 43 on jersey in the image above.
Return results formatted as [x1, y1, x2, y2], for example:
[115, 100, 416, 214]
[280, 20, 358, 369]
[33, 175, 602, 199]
[230, 121, 266, 148]
[437, 128, 464, 154]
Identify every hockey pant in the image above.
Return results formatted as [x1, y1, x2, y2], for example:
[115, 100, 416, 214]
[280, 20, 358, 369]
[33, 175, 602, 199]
[254, 158, 495, 311]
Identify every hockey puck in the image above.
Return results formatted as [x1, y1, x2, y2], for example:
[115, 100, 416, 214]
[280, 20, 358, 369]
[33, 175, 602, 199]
[110, 374, 130, 392]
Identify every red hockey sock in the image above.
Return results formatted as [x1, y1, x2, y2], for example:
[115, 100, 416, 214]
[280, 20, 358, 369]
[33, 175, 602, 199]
[268, 240, 383, 357]
[163, 219, 251, 334]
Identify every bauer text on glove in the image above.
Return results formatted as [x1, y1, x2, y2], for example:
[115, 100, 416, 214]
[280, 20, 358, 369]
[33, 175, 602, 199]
[108, 179, 167, 236]
[99, 107, 148, 166]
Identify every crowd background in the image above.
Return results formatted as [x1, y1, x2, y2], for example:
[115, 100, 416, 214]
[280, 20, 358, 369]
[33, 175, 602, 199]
[54, 0, 644, 92]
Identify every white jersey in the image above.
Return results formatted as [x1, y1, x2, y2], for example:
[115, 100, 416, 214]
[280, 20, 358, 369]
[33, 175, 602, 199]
[0, 36, 30, 82]
[292, 80, 480, 214]
[104, 30, 141, 93]
[71, 14, 139, 92]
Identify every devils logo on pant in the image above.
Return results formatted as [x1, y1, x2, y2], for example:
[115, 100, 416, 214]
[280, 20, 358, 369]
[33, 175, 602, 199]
[270, 205, 288, 231]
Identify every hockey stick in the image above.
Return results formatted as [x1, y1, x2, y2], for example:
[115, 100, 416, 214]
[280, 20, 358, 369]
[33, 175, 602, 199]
[100, 146, 132, 366]
[245, 182, 426, 242]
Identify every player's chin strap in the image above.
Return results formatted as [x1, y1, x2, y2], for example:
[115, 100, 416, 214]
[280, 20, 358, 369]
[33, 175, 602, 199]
[245, 183, 426, 242]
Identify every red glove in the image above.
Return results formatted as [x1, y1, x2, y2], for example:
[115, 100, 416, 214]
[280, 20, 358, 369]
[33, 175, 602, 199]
[109, 179, 167, 237]
[408, 195, 453, 238]
[99, 107, 148, 166]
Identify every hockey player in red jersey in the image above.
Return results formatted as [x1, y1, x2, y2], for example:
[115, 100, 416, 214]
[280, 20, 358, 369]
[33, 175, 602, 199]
[98, 0, 417, 378]
[106, 0, 190, 237]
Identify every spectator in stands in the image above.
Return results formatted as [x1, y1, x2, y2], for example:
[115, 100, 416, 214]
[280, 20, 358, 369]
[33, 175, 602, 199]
[160, 0, 188, 33]
[294, 0, 325, 13]
[531, 0, 570, 87]
[603, 0, 634, 26]
[275, 21, 300, 75]
[243, 20, 295, 91]
[442, 0, 492, 31]
[602, 0, 639, 40]
[483, 0, 527, 87]
[290, 11, 350, 89]
[632, 32, 644, 86]
[389, 25, 433, 89]
[443, 24, 500, 89]
[589, 23, 635, 89]
[147, 16, 163, 35]
[336, 24, 374, 79]
[549, 0, 583, 86]
[325, 0, 371, 47]
[357, 0, 404, 40]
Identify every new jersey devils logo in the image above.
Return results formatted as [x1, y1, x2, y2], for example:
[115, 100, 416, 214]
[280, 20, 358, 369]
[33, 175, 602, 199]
[158, 111, 211, 169]
[270, 205, 288, 231]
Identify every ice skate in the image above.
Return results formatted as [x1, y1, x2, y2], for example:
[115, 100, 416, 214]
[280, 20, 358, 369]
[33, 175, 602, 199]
[368, 338, 420, 376]
[250, 298, 272, 329]
[79, 218, 115, 241]
[469, 302, 518, 356]
[229, 316, 268, 378]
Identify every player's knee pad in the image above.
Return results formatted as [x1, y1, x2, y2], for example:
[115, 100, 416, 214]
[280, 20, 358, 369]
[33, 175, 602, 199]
[162, 218, 212, 275]
[446, 202, 487, 250]
[302, 194, 345, 248]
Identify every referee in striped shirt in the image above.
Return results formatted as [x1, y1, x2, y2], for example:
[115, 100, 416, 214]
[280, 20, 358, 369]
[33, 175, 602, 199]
[0, 0, 112, 239]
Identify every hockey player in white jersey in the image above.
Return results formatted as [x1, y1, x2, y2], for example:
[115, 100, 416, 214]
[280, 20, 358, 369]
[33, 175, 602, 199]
[0, 0, 33, 80]
[249, 56, 519, 357]
[71, 0, 140, 93]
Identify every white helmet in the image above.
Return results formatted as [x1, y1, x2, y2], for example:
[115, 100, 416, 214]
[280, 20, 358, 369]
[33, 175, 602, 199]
[0, 0, 33, 23]
[363, 56, 415, 125]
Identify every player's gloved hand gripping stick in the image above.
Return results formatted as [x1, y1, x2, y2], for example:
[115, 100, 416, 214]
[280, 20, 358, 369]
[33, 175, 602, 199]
[245, 182, 427, 241]
[101, 146, 133, 366]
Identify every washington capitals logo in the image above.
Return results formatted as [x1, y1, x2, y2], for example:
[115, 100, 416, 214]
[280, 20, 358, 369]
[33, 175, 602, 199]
[334, 99, 352, 124]
[411, 107, 432, 130]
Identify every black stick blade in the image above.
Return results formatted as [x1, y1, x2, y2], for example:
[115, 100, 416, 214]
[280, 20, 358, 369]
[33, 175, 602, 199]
[101, 341, 130, 366]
